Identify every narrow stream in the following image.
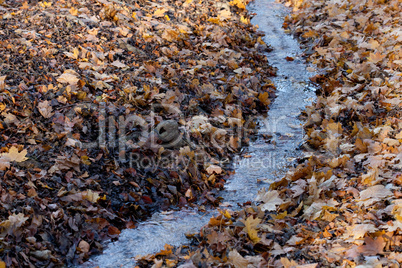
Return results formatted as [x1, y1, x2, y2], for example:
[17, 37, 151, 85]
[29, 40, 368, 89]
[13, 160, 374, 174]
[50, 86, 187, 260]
[83, 0, 315, 267]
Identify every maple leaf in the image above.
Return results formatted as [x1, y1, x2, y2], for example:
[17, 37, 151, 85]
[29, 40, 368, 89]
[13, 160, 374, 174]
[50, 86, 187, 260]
[342, 224, 377, 240]
[63, 48, 79, 59]
[228, 249, 248, 268]
[153, 8, 167, 17]
[0, 146, 28, 162]
[82, 190, 101, 203]
[255, 189, 283, 211]
[229, 0, 246, 9]
[367, 51, 386, 64]
[357, 236, 385, 255]
[69, 7, 78, 16]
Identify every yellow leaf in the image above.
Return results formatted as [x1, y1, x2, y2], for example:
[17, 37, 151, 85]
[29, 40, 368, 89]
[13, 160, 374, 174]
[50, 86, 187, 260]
[155, 244, 173, 257]
[81, 155, 91, 165]
[240, 15, 249, 24]
[1, 146, 28, 162]
[241, 216, 261, 243]
[0, 261, 5, 268]
[229, 0, 246, 9]
[258, 92, 270, 106]
[154, 8, 166, 17]
[82, 190, 100, 202]
[39, 1, 52, 7]
[69, 7, 78, 16]
[207, 17, 221, 25]
[164, 15, 170, 21]
[218, 209, 232, 219]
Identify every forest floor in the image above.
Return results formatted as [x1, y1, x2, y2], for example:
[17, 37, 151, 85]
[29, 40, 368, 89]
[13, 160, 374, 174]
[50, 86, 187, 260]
[1, 0, 402, 267]
[0, 0, 275, 266]
[136, 0, 402, 267]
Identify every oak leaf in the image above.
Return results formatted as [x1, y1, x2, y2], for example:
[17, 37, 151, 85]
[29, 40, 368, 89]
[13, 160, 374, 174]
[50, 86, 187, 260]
[240, 216, 261, 243]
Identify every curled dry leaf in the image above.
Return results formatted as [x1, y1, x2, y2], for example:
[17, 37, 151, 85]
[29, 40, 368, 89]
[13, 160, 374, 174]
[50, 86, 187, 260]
[206, 165, 222, 175]
[255, 189, 284, 211]
[78, 240, 90, 253]
[37, 100, 54, 119]
[228, 249, 248, 268]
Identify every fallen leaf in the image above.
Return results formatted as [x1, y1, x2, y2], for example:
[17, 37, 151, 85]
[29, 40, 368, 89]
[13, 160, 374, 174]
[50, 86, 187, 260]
[206, 164, 222, 174]
[359, 185, 393, 200]
[78, 240, 90, 253]
[38, 100, 54, 118]
[228, 249, 248, 268]
[240, 216, 261, 243]
[255, 189, 283, 211]
[1, 146, 28, 162]
[57, 72, 79, 85]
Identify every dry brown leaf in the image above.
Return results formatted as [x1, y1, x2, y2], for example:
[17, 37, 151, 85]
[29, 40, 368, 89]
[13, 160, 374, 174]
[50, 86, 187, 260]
[57, 72, 79, 85]
[1, 146, 28, 162]
[359, 185, 392, 200]
[206, 164, 222, 174]
[342, 224, 377, 240]
[38, 100, 54, 119]
[256, 189, 283, 211]
[78, 240, 90, 253]
[0, 158, 10, 171]
[228, 249, 248, 268]
[367, 51, 386, 64]
[154, 8, 167, 17]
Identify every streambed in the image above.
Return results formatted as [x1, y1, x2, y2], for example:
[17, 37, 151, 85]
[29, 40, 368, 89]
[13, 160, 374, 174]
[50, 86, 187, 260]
[83, 0, 315, 266]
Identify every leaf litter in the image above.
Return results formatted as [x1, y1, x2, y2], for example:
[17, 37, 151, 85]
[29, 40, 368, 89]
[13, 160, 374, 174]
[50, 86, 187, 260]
[137, 0, 402, 267]
[0, 0, 275, 266]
